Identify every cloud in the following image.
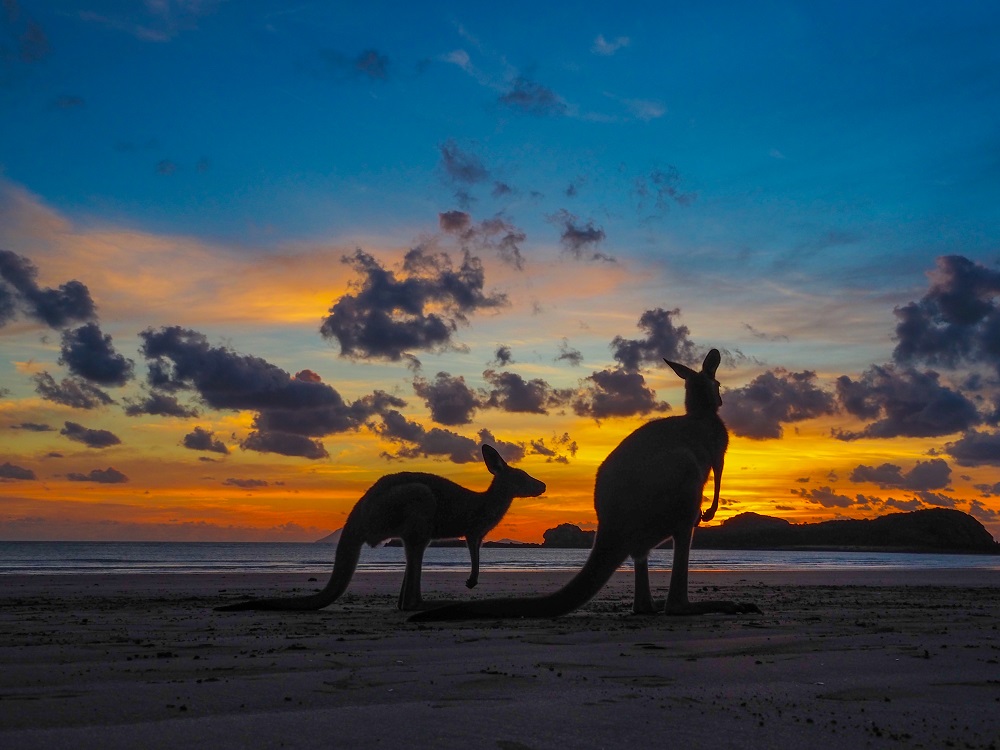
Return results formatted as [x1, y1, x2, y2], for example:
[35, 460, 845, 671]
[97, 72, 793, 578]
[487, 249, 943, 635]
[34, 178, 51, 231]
[893, 255, 1000, 375]
[945, 430, 1000, 467]
[182, 426, 229, 455]
[319, 247, 507, 361]
[375, 409, 483, 463]
[591, 34, 630, 56]
[483, 369, 573, 415]
[611, 307, 699, 372]
[552, 210, 611, 261]
[499, 76, 568, 116]
[67, 467, 128, 483]
[834, 365, 980, 440]
[439, 211, 527, 269]
[634, 167, 696, 216]
[556, 339, 583, 367]
[239, 430, 329, 460]
[33, 372, 114, 409]
[0, 249, 95, 329]
[849, 458, 952, 491]
[573, 368, 670, 420]
[124, 391, 199, 418]
[791, 485, 855, 508]
[0, 462, 36, 480]
[59, 323, 134, 386]
[60, 421, 121, 448]
[223, 478, 268, 489]
[438, 140, 489, 184]
[10, 422, 53, 432]
[722, 369, 837, 440]
[412, 372, 482, 426]
[490, 345, 513, 367]
[527, 433, 579, 464]
[321, 48, 390, 81]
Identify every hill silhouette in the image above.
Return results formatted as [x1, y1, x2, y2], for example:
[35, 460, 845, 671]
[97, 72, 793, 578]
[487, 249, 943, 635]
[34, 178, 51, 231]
[541, 509, 998, 554]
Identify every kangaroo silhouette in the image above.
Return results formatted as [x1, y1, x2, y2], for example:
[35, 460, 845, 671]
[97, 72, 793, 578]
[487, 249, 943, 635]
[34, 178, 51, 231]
[411, 349, 757, 622]
[217, 444, 545, 612]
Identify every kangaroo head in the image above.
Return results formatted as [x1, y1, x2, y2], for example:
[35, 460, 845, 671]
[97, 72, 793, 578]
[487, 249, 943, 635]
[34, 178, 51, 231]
[481, 444, 546, 497]
[663, 348, 723, 414]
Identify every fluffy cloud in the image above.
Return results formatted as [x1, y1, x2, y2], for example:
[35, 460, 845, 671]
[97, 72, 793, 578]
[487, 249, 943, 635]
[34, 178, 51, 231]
[438, 140, 489, 184]
[611, 307, 698, 372]
[0, 462, 36, 480]
[849, 458, 952, 491]
[182, 426, 229, 455]
[945, 430, 1000, 467]
[553, 210, 611, 261]
[412, 372, 481, 426]
[893, 255, 1000, 375]
[834, 365, 980, 440]
[223, 478, 268, 488]
[438, 211, 527, 269]
[320, 248, 507, 361]
[791, 485, 855, 508]
[483, 369, 573, 415]
[58, 323, 134, 386]
[33, 373, 113, 409]
[634, 166, 696, 216]
[722, 369, 837, 440]
[124, 391, 199, 418]
[239, 430, 328, 460]
[67, 467, 128, 483]
[60, 421, 121, 448]
[573, 368, 669, 420]
[0, 249, 95, 329]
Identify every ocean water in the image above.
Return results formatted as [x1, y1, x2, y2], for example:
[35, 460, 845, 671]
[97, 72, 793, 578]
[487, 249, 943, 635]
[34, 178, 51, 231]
[1, 541, 998, 576]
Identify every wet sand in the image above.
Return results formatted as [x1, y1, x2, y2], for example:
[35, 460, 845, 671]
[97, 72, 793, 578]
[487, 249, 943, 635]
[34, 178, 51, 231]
[2, 568, 999, 749]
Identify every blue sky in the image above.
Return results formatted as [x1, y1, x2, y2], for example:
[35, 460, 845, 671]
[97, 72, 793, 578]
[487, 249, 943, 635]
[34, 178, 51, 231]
[2, 1, 1000, 542]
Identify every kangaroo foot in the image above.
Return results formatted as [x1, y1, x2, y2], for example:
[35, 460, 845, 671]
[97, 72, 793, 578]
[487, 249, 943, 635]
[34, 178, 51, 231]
[662, 600, 761, 616]
[465, 577, 478, 589]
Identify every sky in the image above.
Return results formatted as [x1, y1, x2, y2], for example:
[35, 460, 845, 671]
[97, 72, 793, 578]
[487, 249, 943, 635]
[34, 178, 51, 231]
[1, 0, 999, 544]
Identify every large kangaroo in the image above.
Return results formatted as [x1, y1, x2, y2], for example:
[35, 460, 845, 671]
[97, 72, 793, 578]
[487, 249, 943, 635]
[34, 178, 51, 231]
[412, 349, 756, 622]
[217, 445, 545, 612]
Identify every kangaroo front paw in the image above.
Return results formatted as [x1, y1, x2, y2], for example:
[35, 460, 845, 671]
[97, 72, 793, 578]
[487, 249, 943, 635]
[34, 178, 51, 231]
[465, 577, 477, 589]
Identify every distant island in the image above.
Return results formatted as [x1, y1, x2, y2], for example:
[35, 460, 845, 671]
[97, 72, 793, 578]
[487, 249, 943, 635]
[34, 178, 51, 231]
[317, 508, 998, 555]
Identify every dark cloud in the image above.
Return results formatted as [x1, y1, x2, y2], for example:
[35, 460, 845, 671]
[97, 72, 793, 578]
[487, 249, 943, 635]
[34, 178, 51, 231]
[611, 307, 699, 372]
[552, 210, 611, 262]
[59, 323, 134, 386]
[499, 76, 567, 116]
[124, 391, 199, 418]
[320, 248, 507, 361]
[240, 430, 329, 460]
[555, 339, 583, 367]
[438, 140, 489, 184]
[375, 409, 481, 463]
[439, 211, 527, 269]
[182, 426, 229, 455]
[945, 430, 1000, 467]
[834, 365, 980, 440]
[0, 462, 36, 480]
[33, 372, 113, 409]
[572, 368, 670, 420]
[67, 467, 128, 483]
[849, 458, 952, 491]
[527, 432, 578, 464]
[483, 369, 573, 415]
[0, 250, 95, 329]
[321, 48, 390, 81]
[893, 255, 1000, 375]
[722, 369, 837, 440]
[155, 159, 176, 175]
[969, 499, 1000, 523]
[790, 485, 855, 508]
[634, 166, 696, 215]
[60, 421, 121, 448]
[490, 345, 513, 367]
[412, 372, 481, 426]
[223, 478, 268, 488]
[10, 422, 53, 432]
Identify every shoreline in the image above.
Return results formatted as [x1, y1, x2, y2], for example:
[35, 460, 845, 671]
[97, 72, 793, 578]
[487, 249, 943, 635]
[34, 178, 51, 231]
[3, 570, 1000, 749]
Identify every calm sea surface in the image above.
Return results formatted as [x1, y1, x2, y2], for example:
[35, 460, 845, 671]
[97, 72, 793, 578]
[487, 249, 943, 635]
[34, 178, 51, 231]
[1, 541, 998, 576]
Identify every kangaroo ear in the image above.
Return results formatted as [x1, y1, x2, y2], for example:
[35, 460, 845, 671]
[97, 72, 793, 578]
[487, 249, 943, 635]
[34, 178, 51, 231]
[481, 444, 506, 474]
[664, 359, 697, 381]
[702, 348, 722, 378]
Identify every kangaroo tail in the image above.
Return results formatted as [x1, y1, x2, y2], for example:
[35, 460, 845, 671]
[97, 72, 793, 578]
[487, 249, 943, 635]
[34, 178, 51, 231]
[216, 520, 364, 612]
[409, 534, 627, 622]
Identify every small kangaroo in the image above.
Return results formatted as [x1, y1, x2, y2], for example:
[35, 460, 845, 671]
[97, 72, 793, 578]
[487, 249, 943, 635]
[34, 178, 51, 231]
[217, 444, 545, 612]
[411, 349, 757, 622]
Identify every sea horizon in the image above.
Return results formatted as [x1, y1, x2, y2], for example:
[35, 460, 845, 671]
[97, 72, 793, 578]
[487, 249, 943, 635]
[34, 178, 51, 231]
[2, 540, 999, 577]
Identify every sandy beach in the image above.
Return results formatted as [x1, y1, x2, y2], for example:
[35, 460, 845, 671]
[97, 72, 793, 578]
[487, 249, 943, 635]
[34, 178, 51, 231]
[2, 568, 999, 749]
